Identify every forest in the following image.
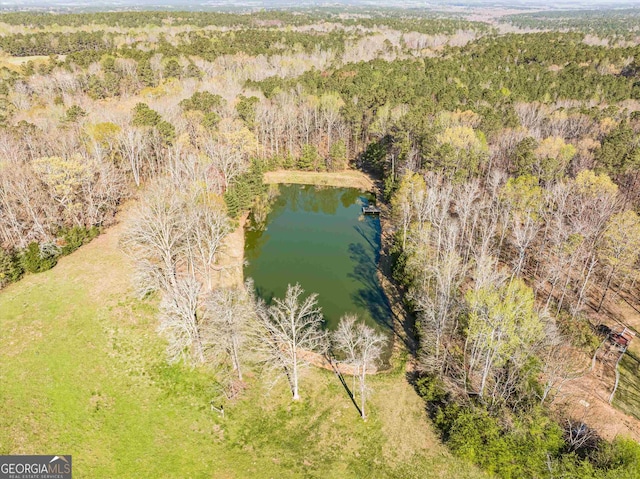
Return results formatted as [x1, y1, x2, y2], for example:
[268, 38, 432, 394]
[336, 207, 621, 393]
[2, 7, 640, 478]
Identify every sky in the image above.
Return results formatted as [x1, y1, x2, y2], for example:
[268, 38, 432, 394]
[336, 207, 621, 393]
[2, 0, 640, 10]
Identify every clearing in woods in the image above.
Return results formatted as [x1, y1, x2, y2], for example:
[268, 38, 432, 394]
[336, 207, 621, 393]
[552, 286, 640, 442]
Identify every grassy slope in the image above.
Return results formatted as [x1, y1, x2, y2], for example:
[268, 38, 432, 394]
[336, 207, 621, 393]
[0, 218, 485, 478]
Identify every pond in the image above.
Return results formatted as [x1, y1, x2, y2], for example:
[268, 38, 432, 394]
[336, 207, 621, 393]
[244, 184, 392, 333]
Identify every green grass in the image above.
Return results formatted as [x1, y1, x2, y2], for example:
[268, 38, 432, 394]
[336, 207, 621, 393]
[0, 225, 486, 478]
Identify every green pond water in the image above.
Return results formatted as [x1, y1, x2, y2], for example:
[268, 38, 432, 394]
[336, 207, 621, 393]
[244, 184, 392, 332]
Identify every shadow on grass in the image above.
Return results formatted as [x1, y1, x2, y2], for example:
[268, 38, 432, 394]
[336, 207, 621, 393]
[325, 353, 362, 418]
[614, 350, 640, 420]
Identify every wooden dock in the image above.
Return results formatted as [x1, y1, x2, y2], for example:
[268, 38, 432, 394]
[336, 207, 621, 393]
[362, 205, 381, 215]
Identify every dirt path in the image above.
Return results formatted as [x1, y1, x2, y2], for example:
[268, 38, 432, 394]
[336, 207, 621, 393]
[554, 367, 640, 442]
[211, 212, 248, 289]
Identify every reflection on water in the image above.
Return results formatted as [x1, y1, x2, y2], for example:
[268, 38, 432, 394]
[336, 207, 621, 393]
[244, 184, 392, 333]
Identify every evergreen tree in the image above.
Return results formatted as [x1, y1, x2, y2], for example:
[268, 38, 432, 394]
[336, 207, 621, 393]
[236, 95, 259, 128]
[132, 103, 162, 127]
[298, 144, 318, 171]
[329, 139, 347, 171]
[0, 248, 23, 287]
[137, 58, 156, 87]
[164, 58, 182, 79]
[597, 120, 635, 174]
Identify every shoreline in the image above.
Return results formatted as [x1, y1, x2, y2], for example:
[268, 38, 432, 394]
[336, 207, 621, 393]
[250, 168, 410, 373]
[212, 212, 249, 290]
[372, 179, 417, 368]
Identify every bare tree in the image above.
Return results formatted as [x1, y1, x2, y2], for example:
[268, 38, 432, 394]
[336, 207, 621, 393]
[510, 211, 540, 278]
[256, 283, 327, 400]
[391, 173, 425, 250]
[186, 201, 232, 290]
[564, 412, 598, 452]
[413, 249, 464, 372]
[596, 210, 640, 312]
[538, 334, 583, 405]
[320, 92, 344, 152]
[118, 127, 149, 187]
[158, 276, 205, 364]
[120, 182, 189, 295]
[333, 314, 387, 419]
[204, 281, 255, 380]
[332, 313, 361, 394]
[202, 139, 248, 192]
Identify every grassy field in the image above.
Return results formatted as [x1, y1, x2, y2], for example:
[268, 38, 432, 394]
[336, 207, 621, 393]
[0, 219, 485, 478]
[1, 55, 60, 64]
[263, 170, 375, 191]
[0, 55, 66, 72]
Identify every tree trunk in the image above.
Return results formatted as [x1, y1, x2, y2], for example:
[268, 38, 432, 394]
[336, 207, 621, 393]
[292, 348, 299, 400]
[479, 351, 492, 398]
[193, 321, 205, 364]
[597, 266, 616, 312]
[573, 256, 596, 319]
[232, 335, 242, 381]
[360, 364, 366, 419]
[402, 220, 407, 251]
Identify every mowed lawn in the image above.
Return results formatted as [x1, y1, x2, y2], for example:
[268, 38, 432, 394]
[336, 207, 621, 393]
[0, 221, 485, 478]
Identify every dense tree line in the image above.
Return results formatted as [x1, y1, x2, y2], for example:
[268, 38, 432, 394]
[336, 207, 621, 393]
[0, 28, 352, 58]
[505, 9, 640, 42]
[0, 31, 111, 56]
[0, 11, 319, 29]
[392, 168, 637, 400]
[0, 9, 487, 35]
